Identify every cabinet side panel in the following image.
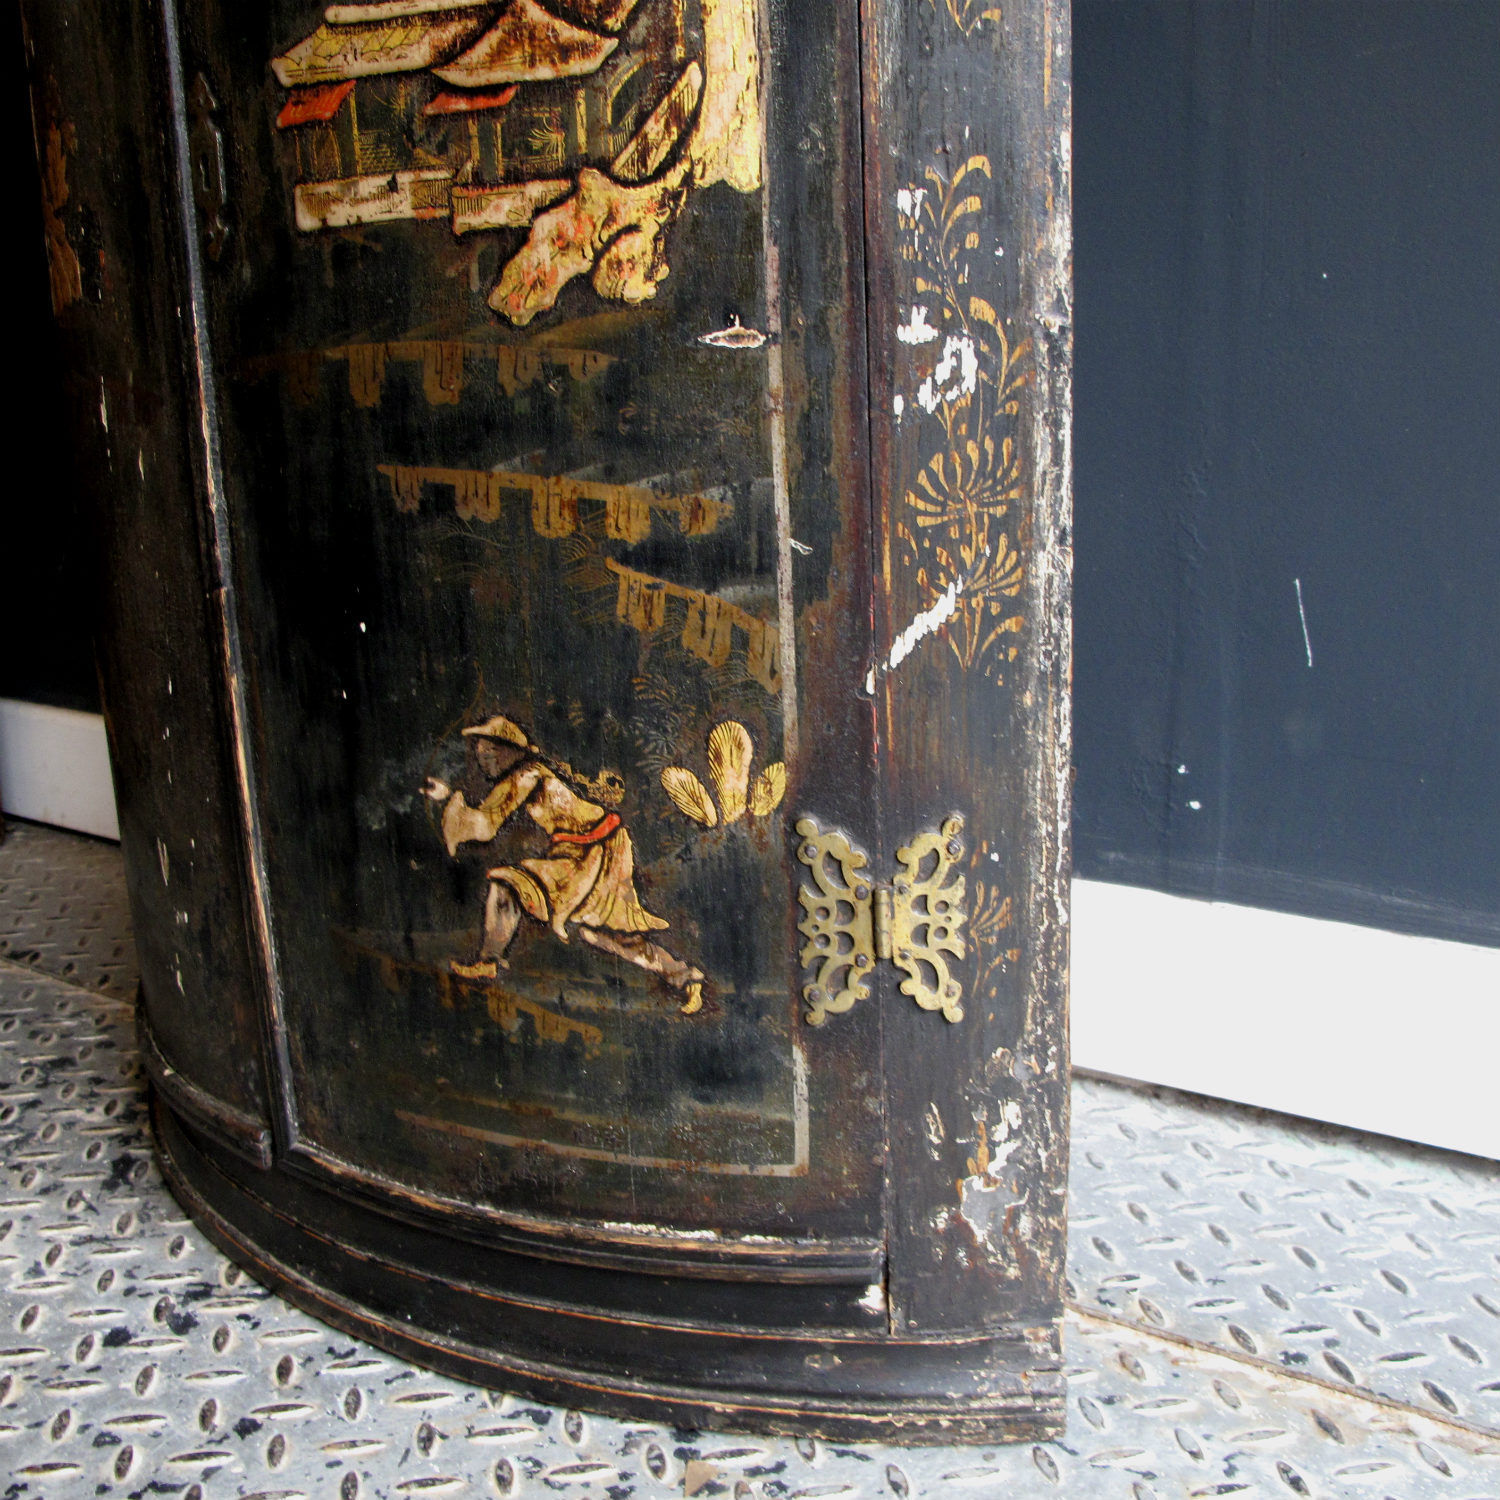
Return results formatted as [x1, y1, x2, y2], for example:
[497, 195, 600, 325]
[19, 0, 272, 1133]
[862, 0, 1072, 1332]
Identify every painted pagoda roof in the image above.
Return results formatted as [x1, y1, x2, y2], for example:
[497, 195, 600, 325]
[322, 0, 495, 20]
[276, 80, 358, 127]
[272, 8, 497, 88]
[421, 84, 520, 115]
[273, 0, 642, 91]
[433, 0, 619, 88]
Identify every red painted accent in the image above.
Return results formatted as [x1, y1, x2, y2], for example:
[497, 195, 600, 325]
[550, 812, 621, 847]
[421, 85, 519, 117]
[276, 81, 356, 129]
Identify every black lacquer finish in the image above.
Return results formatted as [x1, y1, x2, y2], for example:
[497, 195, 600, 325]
[24, 0, 1070, 1438]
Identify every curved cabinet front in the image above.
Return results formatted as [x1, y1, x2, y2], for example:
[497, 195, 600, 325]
[28, 0, 1072, 1441]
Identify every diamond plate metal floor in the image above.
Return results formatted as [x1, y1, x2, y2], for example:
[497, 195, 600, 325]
[0, 820, 135, 1000]
[2, 819, 1499, 1498]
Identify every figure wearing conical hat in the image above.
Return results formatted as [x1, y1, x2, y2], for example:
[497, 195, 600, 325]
[423, 715, 705, 1013]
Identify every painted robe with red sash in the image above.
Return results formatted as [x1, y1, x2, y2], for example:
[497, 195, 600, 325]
[441, 758, 668, 942]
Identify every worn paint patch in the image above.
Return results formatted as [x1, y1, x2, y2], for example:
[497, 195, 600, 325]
[916, 333, 978, 412]
[697, 314, 767, 349]
[956, 1100, 1026, 1243]
[897, 305, 939, 344]
[34, 83, 83, 314]
[864, 578, 961, 693]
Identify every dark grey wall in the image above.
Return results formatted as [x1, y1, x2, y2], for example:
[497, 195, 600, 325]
[2, 5, 99, 714]
[1073, 0, 1500, 945]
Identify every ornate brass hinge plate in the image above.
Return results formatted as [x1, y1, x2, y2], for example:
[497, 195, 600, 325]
[794, 814, 967, 1027]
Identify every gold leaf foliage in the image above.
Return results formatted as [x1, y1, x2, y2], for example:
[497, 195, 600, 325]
[662, 721, 786, 829]
[660, 767, 717, 827]
[707, 720, 753, 824]
[748, 761, 787, 817]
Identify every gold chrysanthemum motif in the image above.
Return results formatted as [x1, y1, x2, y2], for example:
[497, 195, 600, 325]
[661, 721, 785, 827]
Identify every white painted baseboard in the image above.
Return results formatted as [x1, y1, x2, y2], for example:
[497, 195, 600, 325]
[0, 699, 119, 840]
[1071, 878, 1500, 1162]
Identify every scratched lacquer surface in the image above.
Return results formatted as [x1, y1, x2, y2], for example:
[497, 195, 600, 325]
[186, 0, 881, 1236]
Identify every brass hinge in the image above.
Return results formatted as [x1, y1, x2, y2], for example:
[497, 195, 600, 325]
[794, 814, 967, 1027]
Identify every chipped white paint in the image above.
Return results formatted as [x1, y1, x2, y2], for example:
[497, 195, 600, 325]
[857, 1281, 886, 1316]
[697, 314, 768, 349]
[916, 334, 978, 413]
[895, 186, 926, 219]
[953, 1101, 1029, 1245]
[958, 1171, 1017, 1243]
[896, 305, 939, 345]
[98, 378, 109, 433]
[893, 393, 905, 420]
[863, 578, 962, 693]
[593, 1222, 796, 1246]
[156, 838, 170, 886]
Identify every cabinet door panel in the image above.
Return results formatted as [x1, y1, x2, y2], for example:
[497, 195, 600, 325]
[182, 0, 882, 1248]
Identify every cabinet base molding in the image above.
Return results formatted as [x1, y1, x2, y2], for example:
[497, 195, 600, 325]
[154, 1098, 1065, 1444]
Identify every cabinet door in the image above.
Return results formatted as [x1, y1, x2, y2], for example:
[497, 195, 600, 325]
[176, 0, 885, 1276]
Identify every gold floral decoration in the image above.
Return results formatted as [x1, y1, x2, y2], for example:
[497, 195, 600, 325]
[970, 865, 1019, 996]
[927, 0, 1003, 40]
[661, 720, 786, 828]
[896, 154, 1031, 681]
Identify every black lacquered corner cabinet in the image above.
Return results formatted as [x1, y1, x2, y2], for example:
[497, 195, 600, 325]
[29, 0, 1071, 1440]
